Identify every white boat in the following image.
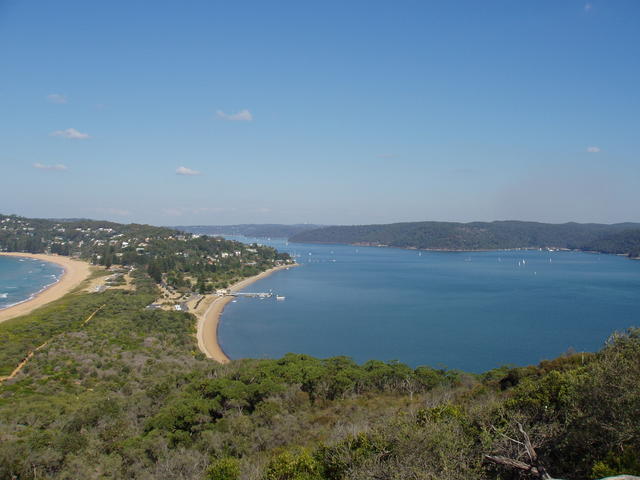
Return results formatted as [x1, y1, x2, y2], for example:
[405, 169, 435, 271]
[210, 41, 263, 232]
[276, 295, 286, 301]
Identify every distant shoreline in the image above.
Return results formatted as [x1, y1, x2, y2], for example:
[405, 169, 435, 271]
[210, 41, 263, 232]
[195, 263, 298, 363]
[290, 240, 640, 259]
[0, 253, 92, 324]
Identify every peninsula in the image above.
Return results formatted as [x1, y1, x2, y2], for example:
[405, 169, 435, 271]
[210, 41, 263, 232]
[0, 214, 639, 480]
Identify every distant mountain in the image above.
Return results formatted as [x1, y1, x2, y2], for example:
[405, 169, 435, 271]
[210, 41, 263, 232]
[290, 220, 640, 257]
[176, 224, 324, 239]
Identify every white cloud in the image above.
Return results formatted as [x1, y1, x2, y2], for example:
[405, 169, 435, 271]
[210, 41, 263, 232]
[162, 208, 185, 216]
[586, 146, 601, 153]
[176, 166, 201, 176]
[584, 3, 593, 12]
[196, 207, 232, 213]
[216, 109, 253, 122]
[47, 93, 67, 104]
[50, 128, 90, 139]
[162, 206, 234, 216]
[33, 162, 68, 171]
[96, 208, 131, 216]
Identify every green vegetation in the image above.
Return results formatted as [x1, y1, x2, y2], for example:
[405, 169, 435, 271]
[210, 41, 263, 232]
[290, 220, 640, 257]
[1, 269, 639, 478]
[1, 215, 639, 478]
[0, 214, 293, 291]
[581, 229, 640, 257]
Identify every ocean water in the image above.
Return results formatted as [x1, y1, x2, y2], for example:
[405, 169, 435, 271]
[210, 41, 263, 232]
[0, 256, 64, 312]
[218, 237, 640, 372]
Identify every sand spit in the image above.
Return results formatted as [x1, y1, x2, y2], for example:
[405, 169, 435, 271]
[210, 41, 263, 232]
[195, 264, 297, 363]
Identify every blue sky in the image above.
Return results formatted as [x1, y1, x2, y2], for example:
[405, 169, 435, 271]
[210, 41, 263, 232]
[1, 0, 638, 225]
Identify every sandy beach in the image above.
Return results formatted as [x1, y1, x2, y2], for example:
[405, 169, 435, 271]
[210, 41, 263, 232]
[0, 253, 93, 324]
[195, 263, 297, 363]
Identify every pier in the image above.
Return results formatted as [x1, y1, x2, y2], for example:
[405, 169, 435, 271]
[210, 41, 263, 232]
[231, 292, 273, 298]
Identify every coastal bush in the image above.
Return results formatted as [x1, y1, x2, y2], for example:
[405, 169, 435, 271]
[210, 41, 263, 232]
[206, 457, 241, 480]
[1, 269, 639, 480]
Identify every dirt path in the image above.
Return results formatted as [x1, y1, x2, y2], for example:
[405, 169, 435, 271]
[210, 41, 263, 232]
[0, 304, 105, 384]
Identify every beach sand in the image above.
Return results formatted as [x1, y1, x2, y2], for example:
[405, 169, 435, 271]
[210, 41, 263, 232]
[0, 253, 93, 324]
[195, 264, 297, 363]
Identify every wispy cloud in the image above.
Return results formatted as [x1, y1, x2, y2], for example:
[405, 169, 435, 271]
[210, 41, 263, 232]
[584, 3, 593, 12]
[95, 207, 131, 216]
[50, 128, 90, 139]
[162, 208, 185, 217]
[216, 109, 253, 122]
[162, 206, 235, 216]
[586, 146, 601, 153]
[33, 162, 68, 171]
[47, 93, 67, 104]
[376, 153, 399, 159]
[176, 166, 201, 176]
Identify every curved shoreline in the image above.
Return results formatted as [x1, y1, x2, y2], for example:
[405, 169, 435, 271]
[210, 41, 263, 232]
[195, 263, 298, 364]
[0, 253, 92, 324]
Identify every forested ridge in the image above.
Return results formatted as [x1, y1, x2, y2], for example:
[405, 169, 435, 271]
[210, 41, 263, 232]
[289, 220, 640, 257]
[0, 271, 639, 479]
[0, 214, 292, 291]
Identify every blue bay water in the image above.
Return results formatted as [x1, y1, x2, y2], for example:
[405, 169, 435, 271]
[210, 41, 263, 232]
[218, 237, 640, 372]
[0, 256, 64, 311]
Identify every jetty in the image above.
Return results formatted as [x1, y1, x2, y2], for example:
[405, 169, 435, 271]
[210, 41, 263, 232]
[231, 292, 273, 298]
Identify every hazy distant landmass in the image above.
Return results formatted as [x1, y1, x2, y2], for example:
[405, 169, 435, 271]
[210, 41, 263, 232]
[290, 220, 640, 257]
[176, 224, 324, 239]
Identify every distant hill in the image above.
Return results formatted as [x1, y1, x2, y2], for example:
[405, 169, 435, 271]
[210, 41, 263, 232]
[290, 220, 640, 257]
[176, 224, 324, 239]
[0, 213, 291, 290]
[581, 228, 640, 257]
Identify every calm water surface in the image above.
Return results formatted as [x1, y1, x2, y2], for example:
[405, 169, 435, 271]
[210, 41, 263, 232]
[218, 237, 640, 372]
[0, 256, 64, 311]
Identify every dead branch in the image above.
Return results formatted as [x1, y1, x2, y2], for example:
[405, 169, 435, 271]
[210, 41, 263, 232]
[484, 424, 640, 480]
[483, 455, 543, 475]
